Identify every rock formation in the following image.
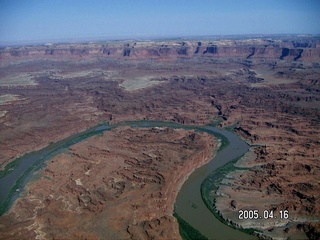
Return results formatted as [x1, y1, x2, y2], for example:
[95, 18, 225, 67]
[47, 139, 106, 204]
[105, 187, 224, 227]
[0, 35, 319, 239]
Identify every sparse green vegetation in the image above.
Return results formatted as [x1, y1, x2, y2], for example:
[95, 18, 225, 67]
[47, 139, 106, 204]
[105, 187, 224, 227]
[200, 155, 257, 235]
[0, 158, 22, 178]
[0, 122, 111, 216]
[173, 211, 208, 240]
[0, 119, 232, 239]
[0, 171, 27, 216]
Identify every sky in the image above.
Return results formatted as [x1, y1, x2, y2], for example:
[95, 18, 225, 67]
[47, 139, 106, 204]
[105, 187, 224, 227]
[0, 0, 319, 44]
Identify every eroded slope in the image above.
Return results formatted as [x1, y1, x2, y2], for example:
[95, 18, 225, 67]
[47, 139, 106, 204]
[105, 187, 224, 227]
[0, 127, 216, 239]
[0, 37, 319, 239]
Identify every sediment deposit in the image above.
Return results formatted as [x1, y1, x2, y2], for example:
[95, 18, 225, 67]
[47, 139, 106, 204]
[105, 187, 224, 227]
[0, 127, 216, 239]
[0, 35, 319, 239]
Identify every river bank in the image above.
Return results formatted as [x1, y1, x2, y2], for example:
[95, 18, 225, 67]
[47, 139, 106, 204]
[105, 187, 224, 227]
[0, 122, 111, 215]
[201, 155, 259, 235]
[0, 120, 256, 239]
[0, 123, 217, 239]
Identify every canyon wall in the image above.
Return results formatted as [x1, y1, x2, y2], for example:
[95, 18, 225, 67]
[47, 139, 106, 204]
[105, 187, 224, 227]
[1, 38, 320, 62]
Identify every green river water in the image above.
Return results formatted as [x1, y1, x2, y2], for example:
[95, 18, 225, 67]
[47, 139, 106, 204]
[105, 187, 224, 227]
[0, 121, 257, 239]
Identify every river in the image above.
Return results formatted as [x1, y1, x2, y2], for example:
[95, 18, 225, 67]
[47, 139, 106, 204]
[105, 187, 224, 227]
[0, 121, 257, 239]
[175, 125, 257, 239]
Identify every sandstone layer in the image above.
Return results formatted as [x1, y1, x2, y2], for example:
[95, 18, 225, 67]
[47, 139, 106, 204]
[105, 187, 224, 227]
[0, 127, 216, 239]
[0, 36, 319, 239]
[1, 36, 320, 62]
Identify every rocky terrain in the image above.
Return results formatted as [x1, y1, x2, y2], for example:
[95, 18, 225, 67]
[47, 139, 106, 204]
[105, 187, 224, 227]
[0, 36, 319, 239]
[0, 127, 216, 239]
[1, 36, 320, 62]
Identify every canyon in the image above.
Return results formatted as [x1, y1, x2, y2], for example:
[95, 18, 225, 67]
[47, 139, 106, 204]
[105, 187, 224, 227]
[0, 35, 319, 239]
[0, 126, 216, 239]
[1, 36, 320, 62]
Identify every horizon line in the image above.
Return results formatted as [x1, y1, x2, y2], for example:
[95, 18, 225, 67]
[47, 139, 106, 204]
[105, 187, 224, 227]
[1, 33, 320, 47]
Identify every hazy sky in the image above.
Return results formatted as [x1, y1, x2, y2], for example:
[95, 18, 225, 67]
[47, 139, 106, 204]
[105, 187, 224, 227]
[0, 0, 319, 43]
